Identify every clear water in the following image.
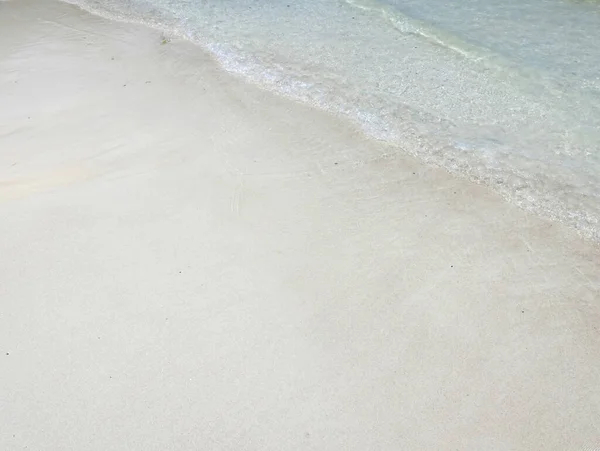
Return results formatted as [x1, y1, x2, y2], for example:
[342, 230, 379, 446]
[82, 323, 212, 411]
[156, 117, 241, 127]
[63, 0, 600, 240]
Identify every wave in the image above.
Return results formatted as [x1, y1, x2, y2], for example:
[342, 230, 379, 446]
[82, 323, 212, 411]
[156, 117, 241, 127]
[345, 0, 600, 104]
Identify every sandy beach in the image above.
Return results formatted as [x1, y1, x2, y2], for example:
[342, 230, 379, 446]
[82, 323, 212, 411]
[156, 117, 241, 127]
[1, 1, 599, 449]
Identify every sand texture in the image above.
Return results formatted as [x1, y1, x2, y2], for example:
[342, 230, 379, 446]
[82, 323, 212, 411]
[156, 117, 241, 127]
[1, 1, 599, 450]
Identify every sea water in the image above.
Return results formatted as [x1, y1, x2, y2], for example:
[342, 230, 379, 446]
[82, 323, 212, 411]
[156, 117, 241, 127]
[63, 0, 600, 240]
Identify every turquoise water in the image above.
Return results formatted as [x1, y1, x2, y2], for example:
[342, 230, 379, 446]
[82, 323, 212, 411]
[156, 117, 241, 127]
[65, 0, 600, 240]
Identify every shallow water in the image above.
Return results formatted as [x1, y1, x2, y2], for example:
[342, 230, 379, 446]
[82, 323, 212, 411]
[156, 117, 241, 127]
[63, 0, 600, 240]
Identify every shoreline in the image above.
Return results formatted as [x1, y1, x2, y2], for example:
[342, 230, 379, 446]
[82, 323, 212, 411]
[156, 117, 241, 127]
[1, 1, 599, 450]
[62, 0, 600, 244]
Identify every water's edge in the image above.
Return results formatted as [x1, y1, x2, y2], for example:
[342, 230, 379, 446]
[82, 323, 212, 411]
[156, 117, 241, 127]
[60, 0, 600, 242]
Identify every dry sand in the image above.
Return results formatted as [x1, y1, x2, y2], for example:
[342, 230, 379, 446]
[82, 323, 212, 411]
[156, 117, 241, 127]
[1, 1, 599, 449]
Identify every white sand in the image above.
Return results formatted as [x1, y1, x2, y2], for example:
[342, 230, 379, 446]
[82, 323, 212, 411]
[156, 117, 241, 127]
[1, 1, 599, 449]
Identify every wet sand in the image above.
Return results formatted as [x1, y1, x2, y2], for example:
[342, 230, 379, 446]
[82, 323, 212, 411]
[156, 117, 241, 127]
[0, 1, 599, 450]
